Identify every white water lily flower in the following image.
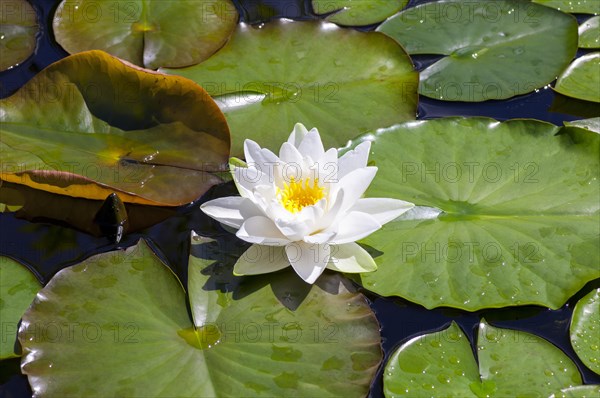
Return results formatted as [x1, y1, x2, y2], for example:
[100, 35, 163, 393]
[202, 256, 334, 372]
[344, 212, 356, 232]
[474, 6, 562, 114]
[201, 123, 414, 284]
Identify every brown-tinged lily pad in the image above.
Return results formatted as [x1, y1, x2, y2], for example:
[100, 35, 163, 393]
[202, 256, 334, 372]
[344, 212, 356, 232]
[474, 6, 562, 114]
[0, 50, 230, 206]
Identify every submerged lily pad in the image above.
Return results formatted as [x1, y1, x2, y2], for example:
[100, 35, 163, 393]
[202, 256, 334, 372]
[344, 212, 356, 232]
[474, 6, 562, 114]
[533, 0, 600, 14]
[0, 181, 176, 239]
[377, 0, 578, 101]
[19, 237, 381, 397]
[579, 16, 600, 48]
[555, 52, 600, 103]
[0, 50, 230, 206]
[570, 288, 600, 374]
[52, 0, 238, 69]
[383, 321, 582, 397]
[0, 257, 40, 359]
[550, 94, 600, 119]
[0, 0, 38, 71]
[161, 20, 418, 156]
[311, 0, 408, 26]
[347, 118, 600, 310]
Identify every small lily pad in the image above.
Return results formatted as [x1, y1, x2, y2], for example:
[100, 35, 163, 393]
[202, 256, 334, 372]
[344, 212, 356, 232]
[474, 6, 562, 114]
[533, 0, 600, 14]
[19, 236, 381, 397]
[579, 16, 600, 48]
[555, 52, 600, 103]
[1, 50, 230, 206]
[0, 0, 38, 71]
[377, 0, 578, 101]
[347, 118, 599, 310]
[570, 288, 600, 374]
[161, 20, 418, 156]
[52, 0, 238, 69]
[311, 0, 408, 26]
[384, 321, 582, 397]
[0, 256, 41, 359]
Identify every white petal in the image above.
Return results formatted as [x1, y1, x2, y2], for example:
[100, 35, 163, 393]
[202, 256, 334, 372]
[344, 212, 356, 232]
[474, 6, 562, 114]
[303, 231, 336, 244]
[243, 139, 260, 164]
[297, 200, 325, 222]
[287, 123, 309, 147]
[200, 196, 262, 229]
[278, 142, 304, 179]
[233, 166, 270, 198]
[237, 216, 290, 246]
[252, 184, 278, 213]
[326, 242, 377, 273]
[244, 140, 280, 182]
[233, 245, 289, 275]
[350, 198, 415, 225]
[285, 241, 330, 284]
[330, 211, 381, 244]
[265, 201, 294, 222]
[273, 203, 322, 239]
[274, 218, 312, 241]
[338, 141, 371, 179]
[297, 129, 325, 160]
[336, 166, 378, 213]
[314, 148, 338, 185]
[315, 189, 345, 231]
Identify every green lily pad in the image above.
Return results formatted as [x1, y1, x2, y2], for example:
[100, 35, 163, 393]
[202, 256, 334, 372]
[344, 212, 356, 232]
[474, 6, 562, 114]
[19, 236, 381, 397]
[0, 50, 230, 206]
[377, 0, 578, 101]
[347, 118, 600, 310]
[52, 0, 238, 69]
[564, 117, 600, 134]
[311, 0, 408, 26]
[384, 320, 582, 397]
[550, 385, 600, 398]
[570, 288, 600, 374]
[579, 16, 600, 48]
[161, 20, 418, 156]
[555, 52, 600, 103]
[0, 256, 41, 359]
[0, 0, 38, 71]
[533, 0, 600, 14]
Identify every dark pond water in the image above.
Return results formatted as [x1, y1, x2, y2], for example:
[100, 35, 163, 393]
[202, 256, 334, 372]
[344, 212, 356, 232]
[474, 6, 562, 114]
[1, 0, 599, 397]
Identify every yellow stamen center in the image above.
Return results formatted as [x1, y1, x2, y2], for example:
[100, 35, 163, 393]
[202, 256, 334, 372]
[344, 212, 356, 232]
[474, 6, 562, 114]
[278, 177, 324, 213]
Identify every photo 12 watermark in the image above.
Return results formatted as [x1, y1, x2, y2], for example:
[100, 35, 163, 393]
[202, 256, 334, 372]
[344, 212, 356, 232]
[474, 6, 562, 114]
[400, 161, 539, 184]
[399, 1, 541, 25]
[400, 241, 542, 264]
[425, 81, 543, 102]
[8, 320, 340, 345]
[8, 321, 140, 345]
